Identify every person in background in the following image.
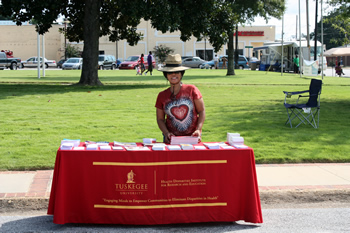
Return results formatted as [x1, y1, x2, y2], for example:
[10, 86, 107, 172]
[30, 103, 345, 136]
[155, 54, 205, 144]
[135, 64, 141, 75]
[335, 62, 345, 77]
[222, 56, 227, 69]
[214, 54, 219, 69]
[139, 53, 145, 75]
[293, 55, 299, 73]
[144, 51, 153, 75]
[274, 60, 281, 72]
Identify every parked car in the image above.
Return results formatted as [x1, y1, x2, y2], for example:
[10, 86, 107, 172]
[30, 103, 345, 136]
[108, 55, 118, 70]
[57, 59, 67, 68]
[21, 57, 57, 68]
[119, 55, 156, 70]
[62, 58, 83, 70]
[248, 57, 261, 67]
[0, 51, 21, 70]
[182, 57, 206, 68]
[181, 56, 193, 60]
[98, 55, 115, 70]
[200, 55, 249, 69]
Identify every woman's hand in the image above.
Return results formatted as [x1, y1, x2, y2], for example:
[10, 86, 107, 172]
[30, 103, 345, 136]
[191, 130, 202, 143]
[165, 132, 175, 144]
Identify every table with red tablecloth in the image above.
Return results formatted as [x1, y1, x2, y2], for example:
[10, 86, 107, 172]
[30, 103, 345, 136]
[47, 143, 263, 225]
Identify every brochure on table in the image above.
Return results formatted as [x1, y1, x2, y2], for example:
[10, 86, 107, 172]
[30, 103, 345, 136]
[59, 133, 248, 151]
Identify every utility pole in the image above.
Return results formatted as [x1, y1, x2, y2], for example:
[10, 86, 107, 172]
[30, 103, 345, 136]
[306, 0, 311, 60]
[37, 32, 40, 79]
[299, 0, 302, 78]
[314, 0, 319, 61]
[281, 14, 284, 75]
[42, 34, 45, 77]
[296, 15, 298, 39]
[204, 37, 207, 60]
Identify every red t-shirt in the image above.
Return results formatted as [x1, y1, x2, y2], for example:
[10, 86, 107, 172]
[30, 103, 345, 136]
[155, 84, 202, 136]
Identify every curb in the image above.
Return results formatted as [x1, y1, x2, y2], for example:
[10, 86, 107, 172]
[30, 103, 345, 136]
[1, 189, 350, 213]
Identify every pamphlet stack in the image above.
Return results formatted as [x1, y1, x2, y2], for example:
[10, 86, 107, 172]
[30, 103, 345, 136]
[170, 136, 198, 145]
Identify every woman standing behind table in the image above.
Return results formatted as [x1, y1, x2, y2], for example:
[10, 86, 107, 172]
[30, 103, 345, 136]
[155, 54, 205, 144]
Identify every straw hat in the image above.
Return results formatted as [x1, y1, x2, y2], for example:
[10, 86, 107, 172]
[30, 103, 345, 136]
[158, 54, 190, 72]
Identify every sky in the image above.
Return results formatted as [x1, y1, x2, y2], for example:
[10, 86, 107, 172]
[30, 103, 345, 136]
[252, 0, 334, 40]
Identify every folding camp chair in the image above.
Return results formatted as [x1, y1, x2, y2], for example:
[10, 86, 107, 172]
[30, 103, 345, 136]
[283, 79, 322, 128]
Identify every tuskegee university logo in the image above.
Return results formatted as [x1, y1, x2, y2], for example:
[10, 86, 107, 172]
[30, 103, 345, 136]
[126, 170, 136, 183]
[115, 170, 148, 194]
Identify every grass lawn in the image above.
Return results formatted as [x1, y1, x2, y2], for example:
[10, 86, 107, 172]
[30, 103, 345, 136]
[1, 68, 350, 170]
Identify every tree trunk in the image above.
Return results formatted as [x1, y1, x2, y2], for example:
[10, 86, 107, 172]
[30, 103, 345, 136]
[226, 30, 235, 76]
[78, 0, 102, 86]
[234, 24, 239, 69]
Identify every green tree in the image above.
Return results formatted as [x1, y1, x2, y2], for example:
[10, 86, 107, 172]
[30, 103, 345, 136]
[0, 0, 147, 86]
[64, 44, 81, 59]
[322, 0, 350, 46]
[0, 0, 285, 83]
[0, 15, 11, 20]
[311, 10, 348, 49]
[153, 45, 174, 64]
[208, 0, 286, 75]
[146, 0, 286, 76]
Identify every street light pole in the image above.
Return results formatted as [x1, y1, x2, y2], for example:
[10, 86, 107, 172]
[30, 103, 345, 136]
[64, 21, 67, 60]
[204, 37, 206, 60]
[37, 32, 40, 79]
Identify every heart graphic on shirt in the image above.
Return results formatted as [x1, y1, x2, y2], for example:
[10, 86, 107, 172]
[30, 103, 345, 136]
[170, 105, 189, 121]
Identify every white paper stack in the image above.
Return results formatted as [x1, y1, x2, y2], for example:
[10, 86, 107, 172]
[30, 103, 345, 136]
[143, 138, 156, 144]
[114, 141, 137, 147]
[86, 144, 98, 150]
[219, 143, 235, 149]
[167, 145, 182, 150]
[97, 142, 109, 146]
[100, 145, 111, 150]
[73, 147, 85, 150]
[194, 145, 206, 150]
[203, 143, 220, 149]
[230, 137, 244, 145]
[60, 143, 74, 150]
[170, 136, 199, 145]
[227, 133, 247, 148]
[233, 144, 249, 149]
[125, 146, 150, 151]
[180, 144, 194, 150]
[112, 146, 124, 150]
[227, 133, 240, 143]
[152, 144, 166, 151]
[143, 143, 165, 147]
[61, 139, 80, 147]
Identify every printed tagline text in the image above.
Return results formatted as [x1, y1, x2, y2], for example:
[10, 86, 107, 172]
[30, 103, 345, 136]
[102, 196, 219, 204]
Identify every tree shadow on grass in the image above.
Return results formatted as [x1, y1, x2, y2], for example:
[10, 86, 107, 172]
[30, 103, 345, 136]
[0, 83, 169, 99]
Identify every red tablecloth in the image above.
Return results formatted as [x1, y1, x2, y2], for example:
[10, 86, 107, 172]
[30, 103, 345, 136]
[47, 143, 263, 225]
